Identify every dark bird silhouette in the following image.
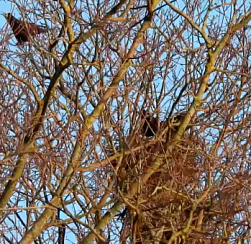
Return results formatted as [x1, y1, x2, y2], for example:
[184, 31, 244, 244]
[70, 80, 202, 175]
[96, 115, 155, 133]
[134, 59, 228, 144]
[140, 110, 187, 138]
[2, 13, 47, 44]
[141, 110, 160, 137]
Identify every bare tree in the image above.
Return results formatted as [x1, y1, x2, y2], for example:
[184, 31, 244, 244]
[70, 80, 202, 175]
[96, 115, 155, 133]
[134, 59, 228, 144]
[1, 0, 251, 243]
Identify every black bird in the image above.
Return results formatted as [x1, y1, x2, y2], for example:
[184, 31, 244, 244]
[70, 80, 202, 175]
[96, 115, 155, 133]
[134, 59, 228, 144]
[140, 110, 188, 138]
[141, 110, 161, 137]
[2, 13, 47, 44]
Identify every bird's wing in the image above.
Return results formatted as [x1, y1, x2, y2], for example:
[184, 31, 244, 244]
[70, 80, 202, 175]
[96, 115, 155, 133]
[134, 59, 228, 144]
[25, 22, 48, 34]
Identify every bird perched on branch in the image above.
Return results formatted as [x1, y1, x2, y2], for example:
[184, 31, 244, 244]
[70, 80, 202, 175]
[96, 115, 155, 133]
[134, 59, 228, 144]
[2, 13, 47, 44]
[141, 110, 160, 137]
[140, 110, 188, 138]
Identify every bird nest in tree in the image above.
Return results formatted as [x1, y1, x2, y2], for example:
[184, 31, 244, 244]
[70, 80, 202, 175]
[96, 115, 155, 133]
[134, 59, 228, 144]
[100, 112, 240, 244]
[105, 132, 208, 244]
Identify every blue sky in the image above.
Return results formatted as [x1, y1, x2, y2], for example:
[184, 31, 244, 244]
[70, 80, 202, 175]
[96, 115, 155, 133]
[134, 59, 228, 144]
[0, 1, 11, 28]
